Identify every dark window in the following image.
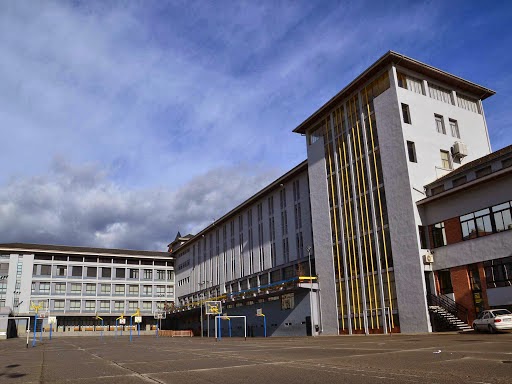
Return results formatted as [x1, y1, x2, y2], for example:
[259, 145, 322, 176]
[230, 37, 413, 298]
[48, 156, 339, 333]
[435, 114, 446, 134]
[40, 265, 51, 276]
[460, 208, 493, 240]
[55, 265, 67, 276]
[492, 201, 512, 232]
[438, 270, 453, 294]
[407, 141, 417, 162]
[502, 157, 512, 169]
[87, 267, 97, 278]
[72, 266, 82, 277]
[116, 268, 125, 278]
[101, 267, 111, 278]
[418, 226, 428, 249]
[484, 256, 512, 288]
[475, 166, 492, 178]
[432, 222, 446, 247]
[452, 175, 467, 188]
[449, 119, 460, 138]
[431, 185, 445, 196]
[401, 103, 411, 124]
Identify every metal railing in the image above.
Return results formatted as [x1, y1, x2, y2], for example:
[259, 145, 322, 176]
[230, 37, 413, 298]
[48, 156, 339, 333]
[427, 292, 469, 325]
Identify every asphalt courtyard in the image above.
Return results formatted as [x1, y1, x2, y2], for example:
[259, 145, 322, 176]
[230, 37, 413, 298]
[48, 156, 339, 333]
[0, 332, 511, 383]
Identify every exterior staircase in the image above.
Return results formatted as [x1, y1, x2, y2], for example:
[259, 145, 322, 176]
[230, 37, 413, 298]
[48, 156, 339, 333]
[428, 305, 472, 332]
[427, 293, 472, 332]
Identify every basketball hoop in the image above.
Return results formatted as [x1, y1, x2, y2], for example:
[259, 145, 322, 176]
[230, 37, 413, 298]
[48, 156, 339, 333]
[154, 311, 166, 320]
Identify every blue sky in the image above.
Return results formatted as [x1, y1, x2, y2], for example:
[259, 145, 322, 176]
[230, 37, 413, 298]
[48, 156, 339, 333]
[0, 0, 511, 250]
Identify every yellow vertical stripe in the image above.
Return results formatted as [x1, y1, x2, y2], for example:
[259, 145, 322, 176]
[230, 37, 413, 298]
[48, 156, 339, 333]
[324, 117, 343, 331]
[353, 99, 375, 329]
[363, 87, 394, 329]
[333, 109, 345, 330]
[347, 99, 361, 330]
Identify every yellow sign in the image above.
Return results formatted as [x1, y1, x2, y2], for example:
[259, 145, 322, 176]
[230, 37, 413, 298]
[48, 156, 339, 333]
[30, 301, 44, 314]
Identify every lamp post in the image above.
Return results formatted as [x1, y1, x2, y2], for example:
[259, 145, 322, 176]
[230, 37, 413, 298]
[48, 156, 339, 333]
[306, 246, 315, 337]
[198, 282, 205, 337]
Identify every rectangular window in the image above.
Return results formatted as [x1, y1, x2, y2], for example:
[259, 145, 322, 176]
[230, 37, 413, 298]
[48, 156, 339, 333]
[114, 301, 124, 311]
[101, 267, 111, 278]
[502, 158, 512, 169]
[116, 268, 125, 279]
[70, 283, 81, 293]
[397, 72, 424, 94]
[100, 301, 110, 311]
[156, 270, 165, 280]
[128, 301, 138, 311]
[484, 256, 512, 288]
[406, 141, 417, 163]
[449, 119, 460, 138]
[142, 285, 152, 296]
[115, 285, 125, 295]
[167, 270, 174, 280]
[418, 226, 428, 249]
[100, 284, 111, 294]
[429, 83, 453, 104]
[39, 282, 50, 294]
[452, 175, 467, 188]
[401, 103, 411, 124]
[475, 166, 492, 178]
[440, 150, 451, 169]
[55, 265, 67, 276]
[129, 269, 139, 279]
[69, 300, 81, 311]
[128, 285, 139, 295]
[438, 270, 453, 294]
[460, 208, 493, 240]
[435, 114, 446, 134]
[85, 284, 96, 295]
[493, 202, 512, 232]
[142, 301, 152, 310]
[432, 222, 446, 247]
[87, 267, 97, 278]
[143, 269, 152, 279]
[85, 300, 95, 311]
[456, 94, 479, 113]
[40, 265, 51, 276]
[72, 266, 82, 277]
[156, 285, 165, 295]
[54, 300, 65, 310]
[54, 283, 66, 294]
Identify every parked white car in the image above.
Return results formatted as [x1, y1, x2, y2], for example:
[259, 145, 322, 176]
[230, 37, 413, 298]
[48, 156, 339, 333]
[472, 309, 512, 333]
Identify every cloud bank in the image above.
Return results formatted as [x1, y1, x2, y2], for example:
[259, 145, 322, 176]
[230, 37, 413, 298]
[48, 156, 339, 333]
[0, 159, 279, 250]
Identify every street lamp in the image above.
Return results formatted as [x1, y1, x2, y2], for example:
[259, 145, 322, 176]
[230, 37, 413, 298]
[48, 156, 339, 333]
[306, 246, 315, 337]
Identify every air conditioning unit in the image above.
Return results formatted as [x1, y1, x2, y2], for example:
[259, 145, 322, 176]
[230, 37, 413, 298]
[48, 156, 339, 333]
[451, 141, 468, 160]
[424, 251, 434, 264]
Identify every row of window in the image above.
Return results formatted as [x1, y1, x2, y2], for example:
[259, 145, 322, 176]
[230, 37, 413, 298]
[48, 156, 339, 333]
[49, 299, 167, 312]
[397, 71, 480, 113]
[430, 200, 512, 247]
[401, 104, 461, 140]
[430, 157, 512, 196]
[406, 141, 451, 171]
[31, 282, 173, 296]
[33, 254, 170, 265]
[33, 265, 173, 280]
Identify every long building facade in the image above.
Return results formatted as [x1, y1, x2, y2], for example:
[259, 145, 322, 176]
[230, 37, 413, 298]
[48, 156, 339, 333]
[0, 243, 174, 334]
[172, 51, 501, 336]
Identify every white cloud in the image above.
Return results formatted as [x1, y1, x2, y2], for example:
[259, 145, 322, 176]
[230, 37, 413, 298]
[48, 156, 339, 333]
[0, 159, 279, 250]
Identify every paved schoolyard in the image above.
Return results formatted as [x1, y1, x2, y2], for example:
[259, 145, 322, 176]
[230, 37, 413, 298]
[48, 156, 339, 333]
[0, 332, 511, 383]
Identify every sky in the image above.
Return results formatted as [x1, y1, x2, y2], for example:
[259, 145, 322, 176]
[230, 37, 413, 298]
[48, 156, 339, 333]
[1, 0, 511, 251]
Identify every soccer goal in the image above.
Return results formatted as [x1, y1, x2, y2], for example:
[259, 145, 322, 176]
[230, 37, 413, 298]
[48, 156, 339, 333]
[214, 315, 247, 340]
